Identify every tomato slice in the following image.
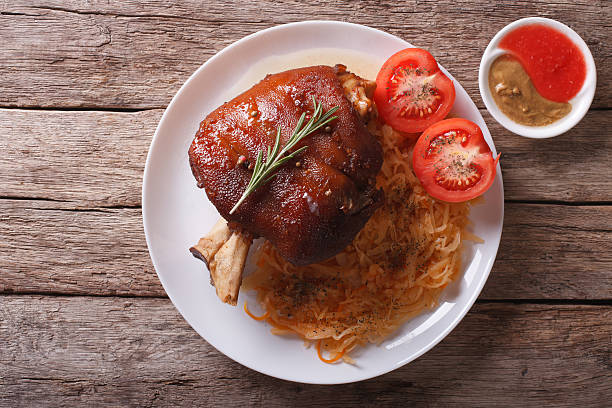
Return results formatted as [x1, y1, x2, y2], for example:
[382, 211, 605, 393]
[412, 118, 500, 203]
[374, 48, 456, 134]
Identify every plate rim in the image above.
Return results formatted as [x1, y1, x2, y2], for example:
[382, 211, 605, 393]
[143, 20, 504, 384]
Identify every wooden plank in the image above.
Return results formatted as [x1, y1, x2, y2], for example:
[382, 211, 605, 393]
[1, 296, 610, 406]
[1, 109, 610, 205]
[481, 203, 612, 299]
[0, 200, 159, 297]
[1, 200, 610, 299]
[492, 110, 612, 203]
[0, 109, 162, 207]
[0, 0, 609, 110]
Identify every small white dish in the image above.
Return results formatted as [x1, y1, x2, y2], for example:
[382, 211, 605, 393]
[479, 17, 596, 139]
[143, 20, 504, 384]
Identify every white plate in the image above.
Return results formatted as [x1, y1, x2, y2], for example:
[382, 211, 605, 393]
[143, 21, 504, 384]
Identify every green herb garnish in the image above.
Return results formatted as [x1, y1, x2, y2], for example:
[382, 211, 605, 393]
[229, 97, 338, 214]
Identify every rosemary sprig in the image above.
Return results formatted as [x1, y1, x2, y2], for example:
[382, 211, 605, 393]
[229, 97, 338, 214]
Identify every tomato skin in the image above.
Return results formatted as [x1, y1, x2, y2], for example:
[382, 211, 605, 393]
[412, 118, 499, 203]
[374, 48, 455, 133]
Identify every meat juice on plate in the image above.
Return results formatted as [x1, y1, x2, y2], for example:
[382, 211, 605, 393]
[226, 48, 383, 98]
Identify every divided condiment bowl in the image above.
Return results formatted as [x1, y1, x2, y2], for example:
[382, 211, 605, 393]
[478, 17, 596, 139]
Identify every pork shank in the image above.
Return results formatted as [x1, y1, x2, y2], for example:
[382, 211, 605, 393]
[189, 65, 382, 304]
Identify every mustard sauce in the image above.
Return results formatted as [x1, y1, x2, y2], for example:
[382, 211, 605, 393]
[488, 55, 571, 126]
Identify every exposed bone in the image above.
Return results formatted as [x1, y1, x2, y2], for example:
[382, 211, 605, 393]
[335, 64, 376, 119]
[209, 230, 253, 306]
[190, 219, 252, 306]
[189, 218, 231, 268]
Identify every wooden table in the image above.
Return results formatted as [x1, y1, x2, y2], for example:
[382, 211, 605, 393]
[1, 1, 610, 406]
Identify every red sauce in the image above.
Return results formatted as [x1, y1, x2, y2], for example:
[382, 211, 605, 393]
[499, 24, 586, 103]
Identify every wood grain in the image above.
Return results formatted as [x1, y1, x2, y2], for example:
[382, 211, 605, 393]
[0, 0, 609, 110]
[1, 199, 610, 299]
[481, 108, 612, 203]
[1, 296, 610, 407]
[481, 203, 612, 300]
[1, 109, 610, 205]
[0, 200, 157, 297]
[1, 3, 611, 405]
[0, 109, 161, 207]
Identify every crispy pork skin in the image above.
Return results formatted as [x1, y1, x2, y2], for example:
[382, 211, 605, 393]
[189, 65, 382, 266]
